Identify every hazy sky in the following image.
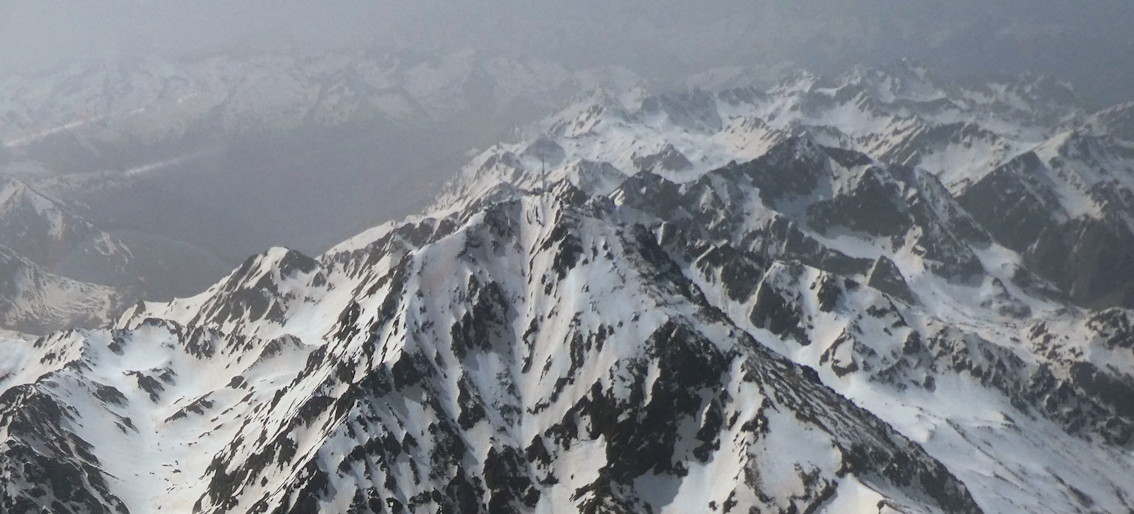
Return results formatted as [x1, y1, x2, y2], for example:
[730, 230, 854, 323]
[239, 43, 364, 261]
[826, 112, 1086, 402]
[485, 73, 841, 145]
[2, 1, 1132, 102]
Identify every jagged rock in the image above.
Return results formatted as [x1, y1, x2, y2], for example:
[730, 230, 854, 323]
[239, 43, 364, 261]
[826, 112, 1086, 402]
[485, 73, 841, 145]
[867, 256, 916, 303]
[631, 144, 693, 173]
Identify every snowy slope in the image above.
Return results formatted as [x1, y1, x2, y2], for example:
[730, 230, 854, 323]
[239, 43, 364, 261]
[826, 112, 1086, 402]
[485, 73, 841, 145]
[958, 127, 1134, 308]
[605, 150, 1134, 512]
[0, 178, 127, 269]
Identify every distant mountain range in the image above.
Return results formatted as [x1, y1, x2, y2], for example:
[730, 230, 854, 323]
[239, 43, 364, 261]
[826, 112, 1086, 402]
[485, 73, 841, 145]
[0, 51, 645, 331]
[0, 50, 643, 253]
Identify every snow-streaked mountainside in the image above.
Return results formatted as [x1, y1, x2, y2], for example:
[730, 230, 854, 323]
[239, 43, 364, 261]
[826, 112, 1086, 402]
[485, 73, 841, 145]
[3, 66, 1134, 513]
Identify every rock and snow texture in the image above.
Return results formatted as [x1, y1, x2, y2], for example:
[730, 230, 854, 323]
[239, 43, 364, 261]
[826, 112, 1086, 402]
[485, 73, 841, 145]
[2, 65, 1134, 513]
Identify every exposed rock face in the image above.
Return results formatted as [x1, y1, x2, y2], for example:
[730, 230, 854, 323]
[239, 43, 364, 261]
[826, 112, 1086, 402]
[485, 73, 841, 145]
[867, 256, 916, 304]
[632, 144, 694, 173]
[959, 135, 1134, 309]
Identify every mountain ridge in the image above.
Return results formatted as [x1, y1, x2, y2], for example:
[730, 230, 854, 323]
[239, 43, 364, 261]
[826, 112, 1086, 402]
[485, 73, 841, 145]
[2, 65, 1134, 512]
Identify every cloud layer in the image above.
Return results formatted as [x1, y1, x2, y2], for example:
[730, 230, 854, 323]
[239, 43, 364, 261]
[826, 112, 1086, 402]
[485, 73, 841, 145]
[2, 1, 1132, 103]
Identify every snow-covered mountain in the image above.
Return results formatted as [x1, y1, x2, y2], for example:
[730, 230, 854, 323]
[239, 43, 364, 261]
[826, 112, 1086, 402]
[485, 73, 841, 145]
[440, 63, 1078, 205]
[2, 66, 1134, 513]
[440, 63, 1134, 310]
[0, 177, 227, 300]
[0, 188, 983, 513]
[958, 125, 1134, 308]
[0, 177, 228, 333]
[0, 245, 123, 334]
